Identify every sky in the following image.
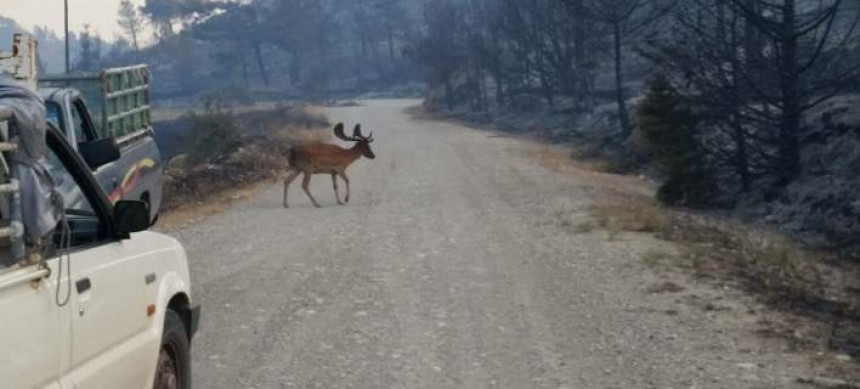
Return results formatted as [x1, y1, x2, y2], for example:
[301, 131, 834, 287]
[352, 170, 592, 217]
[0, 0, 144, 40]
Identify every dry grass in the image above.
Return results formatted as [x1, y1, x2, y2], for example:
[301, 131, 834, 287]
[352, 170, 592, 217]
[525, 139, 860, 359]
[521, 145, 656, 199]
[527, 140, 832, 301]
[641, 248, 674, 268]
[592, 195, 668, 234]
[588, 191, 828, 299]
[158, 178, 276, 228]
[577, 168, 860, 364]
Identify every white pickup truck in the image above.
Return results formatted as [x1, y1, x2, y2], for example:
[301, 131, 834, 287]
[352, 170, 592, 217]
[0, 34, 199, 389]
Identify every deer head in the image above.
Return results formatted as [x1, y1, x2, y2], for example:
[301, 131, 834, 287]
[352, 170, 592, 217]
[334, 123, 375, 159]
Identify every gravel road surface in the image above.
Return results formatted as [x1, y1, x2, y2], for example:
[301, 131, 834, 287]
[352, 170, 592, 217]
[170, 99, 825, 388]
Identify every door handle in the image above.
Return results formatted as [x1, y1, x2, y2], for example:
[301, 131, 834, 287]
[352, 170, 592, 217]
[76, 278, 92, 294]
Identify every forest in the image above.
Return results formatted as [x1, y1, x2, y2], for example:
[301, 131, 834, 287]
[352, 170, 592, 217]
[3, 0, 859, 256]
[101, 0, 427, 100]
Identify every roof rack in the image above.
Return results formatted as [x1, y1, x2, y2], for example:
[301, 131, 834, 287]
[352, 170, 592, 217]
[0, 34, 38, 266]
[0, 106, 26, 265]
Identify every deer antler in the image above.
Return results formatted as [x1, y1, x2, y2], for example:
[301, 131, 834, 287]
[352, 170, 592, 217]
[353, 124, 374, 142]
[334, 123, 359, 142]
[334, 123, 373, 142]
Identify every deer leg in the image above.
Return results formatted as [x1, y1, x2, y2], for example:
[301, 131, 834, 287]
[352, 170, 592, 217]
[283, 170, 301, 208]
[332, 173, 343, 205]
[302, 172, 322, 208]
[339, 172, 351, 203]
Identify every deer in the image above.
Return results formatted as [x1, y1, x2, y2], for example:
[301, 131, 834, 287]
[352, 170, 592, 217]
[283, 122, 376, 208]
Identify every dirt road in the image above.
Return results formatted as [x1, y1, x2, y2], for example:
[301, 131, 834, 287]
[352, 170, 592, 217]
[171, 99, 825, 388]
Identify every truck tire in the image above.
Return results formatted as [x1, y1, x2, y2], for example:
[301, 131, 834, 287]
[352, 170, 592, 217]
[154, 310, 191, 389]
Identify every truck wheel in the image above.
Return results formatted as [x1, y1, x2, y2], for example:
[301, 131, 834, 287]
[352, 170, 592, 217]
[154, 310, 191, 389]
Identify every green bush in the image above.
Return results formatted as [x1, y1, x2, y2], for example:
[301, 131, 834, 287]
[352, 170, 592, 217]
[636, 75, 716, 207]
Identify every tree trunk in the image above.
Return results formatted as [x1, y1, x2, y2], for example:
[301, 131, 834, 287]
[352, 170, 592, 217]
[388, 26, 396, 61]
[370, 42, 384, 78]
[254, 43, 270, 85]
[540, 71, 555, 108]
[290, 52, 303, 86]
[241, 58, 250, 88]
[131, 29, 139, 53]
[572, 0, 588, 107]
[732, 116, 751, 191]
[444, 78, 454, 110]
[778, 0, 801, 184]
[613, 23, 631, 138]
[493, 70, 505, 107]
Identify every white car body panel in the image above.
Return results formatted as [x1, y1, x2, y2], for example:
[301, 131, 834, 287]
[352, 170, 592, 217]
[60, 231, 191, 389]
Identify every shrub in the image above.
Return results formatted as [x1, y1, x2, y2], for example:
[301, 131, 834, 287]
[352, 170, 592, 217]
[184, 99, 243, 164]
[636, 75, 716, 207]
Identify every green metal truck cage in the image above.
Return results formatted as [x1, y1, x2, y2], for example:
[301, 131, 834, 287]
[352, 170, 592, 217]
[40, 65, 153, 142]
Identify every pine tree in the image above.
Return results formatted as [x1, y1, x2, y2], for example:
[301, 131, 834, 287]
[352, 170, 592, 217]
[637, 75, 716, 207]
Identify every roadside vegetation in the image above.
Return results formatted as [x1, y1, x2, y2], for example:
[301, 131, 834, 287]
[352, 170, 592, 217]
[411, 0, 860, 262]
[158, 100, 329, 214]
[509, 139, 860, 376]
[588, 189, 860, 366]
[410, 0, 860, 362]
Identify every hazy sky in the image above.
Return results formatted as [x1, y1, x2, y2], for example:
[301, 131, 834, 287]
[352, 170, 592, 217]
[0, 0, 144, 40]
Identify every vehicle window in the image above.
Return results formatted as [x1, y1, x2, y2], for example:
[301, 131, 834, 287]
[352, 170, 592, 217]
[44, 146, 102, 248]
[45, 102, 63, 130]
[71, 100, 94, 144]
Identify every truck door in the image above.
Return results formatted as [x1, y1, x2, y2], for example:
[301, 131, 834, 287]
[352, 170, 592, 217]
[44, 135, 154, 388]
[0, 261, 68, 389]
[65, 238, 156, 388]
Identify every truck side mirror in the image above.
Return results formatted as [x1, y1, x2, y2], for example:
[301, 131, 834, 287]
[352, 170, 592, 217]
[78, 138, 120, 170]
[113, 200, 150, 234]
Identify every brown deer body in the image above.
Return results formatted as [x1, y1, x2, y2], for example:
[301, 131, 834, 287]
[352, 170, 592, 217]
[283, 123, 375, 208]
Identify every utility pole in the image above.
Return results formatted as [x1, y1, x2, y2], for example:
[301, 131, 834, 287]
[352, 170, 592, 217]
[64, 0, 70, 73]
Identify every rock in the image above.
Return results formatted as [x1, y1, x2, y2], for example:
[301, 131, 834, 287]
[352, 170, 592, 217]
[736, 362, 758, 370]
[646, 281, 685, 294]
